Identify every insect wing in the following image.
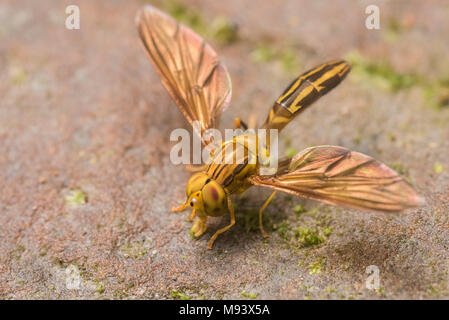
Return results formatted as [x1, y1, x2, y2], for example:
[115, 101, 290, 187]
[249, 146, 424, 212]
[136, 5, 232, 139]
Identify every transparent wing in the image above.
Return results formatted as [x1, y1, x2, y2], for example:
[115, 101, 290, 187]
[136, 5, 232, 139]
[249, 146, 424, 212]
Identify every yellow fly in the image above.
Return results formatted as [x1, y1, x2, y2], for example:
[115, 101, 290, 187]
[136, 5, 424, 249]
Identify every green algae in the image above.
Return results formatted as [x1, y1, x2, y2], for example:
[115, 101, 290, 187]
[171, 289, 190, 300]
[241, 290, 258, 299]
[65, 189, 87, 208]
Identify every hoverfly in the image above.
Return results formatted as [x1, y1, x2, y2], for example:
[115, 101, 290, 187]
[136, 5, 424, 249]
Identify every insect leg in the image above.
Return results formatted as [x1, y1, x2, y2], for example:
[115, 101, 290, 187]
[258, 190, 277, 238]
[234, 118, 248, 130]
[191, 213, 208, 238]
[190, 209, 196, 221]
[207, 196, 236, 249]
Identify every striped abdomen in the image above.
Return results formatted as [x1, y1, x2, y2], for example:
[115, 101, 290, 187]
[261, 60, 351, 132]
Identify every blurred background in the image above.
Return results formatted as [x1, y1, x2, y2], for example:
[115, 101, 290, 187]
[0, 0, 448, 299]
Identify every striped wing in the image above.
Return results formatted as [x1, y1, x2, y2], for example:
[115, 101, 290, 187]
[261, 60, 351, 132]
[249, 146, 424, 212]
[136, 5, 232, 140]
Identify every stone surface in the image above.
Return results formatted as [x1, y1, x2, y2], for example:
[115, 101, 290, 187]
[0, 0, 448, 299]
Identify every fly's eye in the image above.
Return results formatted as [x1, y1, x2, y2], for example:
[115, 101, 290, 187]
[190, 202, 194, 207]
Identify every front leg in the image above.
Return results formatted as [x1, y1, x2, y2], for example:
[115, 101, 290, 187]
[191, 213, 208, 238]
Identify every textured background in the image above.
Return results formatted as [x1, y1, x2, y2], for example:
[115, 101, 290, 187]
[0, 0, 448, 299]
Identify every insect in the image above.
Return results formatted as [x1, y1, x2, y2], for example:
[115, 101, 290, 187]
[136, 5, 424, 249]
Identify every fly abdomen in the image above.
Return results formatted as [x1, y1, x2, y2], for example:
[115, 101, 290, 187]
[262, 60, 351, 132]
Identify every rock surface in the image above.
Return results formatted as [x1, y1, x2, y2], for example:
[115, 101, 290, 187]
[0, 0, 448, 299]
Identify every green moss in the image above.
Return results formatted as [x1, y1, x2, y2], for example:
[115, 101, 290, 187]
[294, 227, 324, 247]
[251, 44, 301, 74]
[52, 258, 66, 268]
[237, 207, 262, 232]
[325, 286, 336, 294]
[15, 280, 25, 286]
[345, 51, 421, 92]
[274, 205, 333, 249]
[308, 257, 325, 275]
[346, 50, 449, 109]
[65, 189, 87, 208]
[274, 220, 291, 240]
[433, 162, 444, 174]
[120, 242, 148, 259]
[162, 1, 238, 44]
[323, 227, 333, 237]
[14, 244, 25, 260]
[95, 282, 105, 294]
[294, 204, 306, 216]
[117, 217, 126, 229]
[241, 290, 258, 299]
[352, 136, 361, 145]
[427, 285, 441, 296]
[376, 287, 385, 295]
[280, 49, 301, 73]
[164, 0, 205, 33]
[250, 44, 276, 63]
[39, 245, 49, 257]
[211, 16, 238, 44]
[171, 289, 190, 300]
[113, 282, 134, 299]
